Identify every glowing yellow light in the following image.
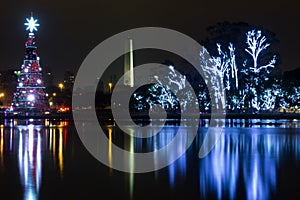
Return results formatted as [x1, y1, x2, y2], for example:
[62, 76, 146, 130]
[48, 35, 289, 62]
[108, 126, 113, 173]
[0, 127, 4, 167]
[53, 129, 56, 154]
[108, 82, 112, 94]
[58, 128, 63, 176]
[58, 83, 64, 92]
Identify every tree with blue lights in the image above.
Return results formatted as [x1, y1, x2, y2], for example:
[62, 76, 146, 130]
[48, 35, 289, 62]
[12, 15, 49, 115]
[130, 65, 183, 113]
[242, 29, 277, 112]
[131, 23, 299, 114]
[202, 22, 280, 113]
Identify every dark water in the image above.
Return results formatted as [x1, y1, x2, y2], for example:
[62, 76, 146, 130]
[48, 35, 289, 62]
[0, 118, 300, 200]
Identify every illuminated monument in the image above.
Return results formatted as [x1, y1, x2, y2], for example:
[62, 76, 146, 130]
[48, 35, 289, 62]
[11, 15, 49, 115]
[124, 38, 134, 87]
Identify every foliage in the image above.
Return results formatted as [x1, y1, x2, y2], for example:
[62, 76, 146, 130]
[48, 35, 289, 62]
[130, 22, 299, 114]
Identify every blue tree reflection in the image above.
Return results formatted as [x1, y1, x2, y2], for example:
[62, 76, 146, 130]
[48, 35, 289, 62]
[198, 128, 300, 200]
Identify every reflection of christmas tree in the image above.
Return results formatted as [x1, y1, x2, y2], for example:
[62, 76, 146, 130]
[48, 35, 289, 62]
[12, 15, 49, 114]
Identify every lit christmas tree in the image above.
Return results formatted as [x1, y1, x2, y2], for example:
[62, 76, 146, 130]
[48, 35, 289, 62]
[11, 15, 49, 115]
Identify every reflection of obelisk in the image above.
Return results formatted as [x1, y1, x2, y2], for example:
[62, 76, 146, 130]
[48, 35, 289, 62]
[124, 38, 134, 87]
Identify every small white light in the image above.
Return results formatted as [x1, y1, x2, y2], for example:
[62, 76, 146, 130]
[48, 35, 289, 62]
[19, 82, 23, 87]
[27, 94, 35, 101]
[24, 68, 28, 73]
[37, 79, 41, 84]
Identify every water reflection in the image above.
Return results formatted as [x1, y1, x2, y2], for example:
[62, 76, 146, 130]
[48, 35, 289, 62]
[103, 121, 300, 200]
[224, 118, 300, 128]
[106, 123, 191, 198]
[198, 128, 300, 200]
[0, 119, 68, 200]
[108, 126, 113, 173]
[0, 125, 4, 170]
[17, 124, 42, 200]
[0, 118, 299, 199]
[199, 132, 240, 199]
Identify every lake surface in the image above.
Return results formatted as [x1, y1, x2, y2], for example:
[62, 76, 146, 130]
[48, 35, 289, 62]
[0, 118, 300, 199]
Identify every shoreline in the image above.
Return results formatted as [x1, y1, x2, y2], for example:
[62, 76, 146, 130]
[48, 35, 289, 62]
[1, 111, 300, 120]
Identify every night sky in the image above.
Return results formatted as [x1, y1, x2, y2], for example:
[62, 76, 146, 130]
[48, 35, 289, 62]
[0, 0, 299, 83]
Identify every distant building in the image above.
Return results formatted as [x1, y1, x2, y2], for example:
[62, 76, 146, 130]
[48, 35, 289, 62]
[63, 70, 75, 92]
[0, 69, 18, 106]
[43, 66, 54, 87]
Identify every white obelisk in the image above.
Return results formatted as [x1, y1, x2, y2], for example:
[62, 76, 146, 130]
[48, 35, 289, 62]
[124, 38, 134, 87]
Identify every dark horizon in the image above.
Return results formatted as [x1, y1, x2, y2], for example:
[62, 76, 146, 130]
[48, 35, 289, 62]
[0, 0, 300, 83]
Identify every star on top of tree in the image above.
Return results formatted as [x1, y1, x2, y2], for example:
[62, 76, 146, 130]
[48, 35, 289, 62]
[24, 16, 40, 32]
